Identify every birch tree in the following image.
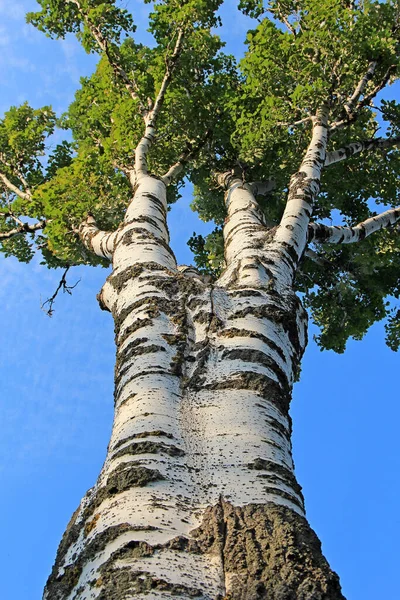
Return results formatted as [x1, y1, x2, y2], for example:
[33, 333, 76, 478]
[1, 0, 400, 598]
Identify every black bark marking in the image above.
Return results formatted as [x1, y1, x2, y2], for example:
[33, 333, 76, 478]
[220, 328, 287, 364]
[44, 522, 144, 600]
[105, 463, 165, 497]
[248, 458, 304, 503]
[190, 372, 291, 415]
[116, 317, 154, 347]
[113, 430, 175, 451]
[115, 344, 167, 389]
[96, 566, 205, 599]
[108, 262, 175, 294]
[220, 347, 290, 391]
[112, 440, 185, 459]
[230, 298, 306, 359]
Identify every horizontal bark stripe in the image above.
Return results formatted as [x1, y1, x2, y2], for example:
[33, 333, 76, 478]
[219, 327, 287, 364]
[220, 347, 290, 390]
[112, 440, 185, 459]
[189, 372, 291, 414]
[115, 430, 174, 445]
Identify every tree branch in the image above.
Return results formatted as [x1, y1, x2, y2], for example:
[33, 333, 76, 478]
[303, 247, 329, 266]
[276, 115, 313, 128]
[343, 60, 377, 116]
[78, 214, 118, 259]
[273, 105, 330, 267]
[0, 172, 32, 201]
[135, 28, 185, 177]
[0, 219, 46, 240]
[330, 64, 397, 133]
[41, 266, 80, 317]
[248, 180, 276, 196]
[325, 135, 400, 167]
[65, 0, 147, 114]
[308, 207, 400, 244]
[160, 128, 212, 185]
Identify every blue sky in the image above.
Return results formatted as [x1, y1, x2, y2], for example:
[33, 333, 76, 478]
[0, 2, 399, 599]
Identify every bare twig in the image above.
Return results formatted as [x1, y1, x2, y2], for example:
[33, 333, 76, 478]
[41, 266, 80, 317]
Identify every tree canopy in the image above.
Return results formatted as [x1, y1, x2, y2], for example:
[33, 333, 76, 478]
[1, 0, 400, 352]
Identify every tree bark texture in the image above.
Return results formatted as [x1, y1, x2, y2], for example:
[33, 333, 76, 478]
[44, 175, 345, 600]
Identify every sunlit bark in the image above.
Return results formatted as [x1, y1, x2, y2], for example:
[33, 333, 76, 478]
[44, 170, 345, 600]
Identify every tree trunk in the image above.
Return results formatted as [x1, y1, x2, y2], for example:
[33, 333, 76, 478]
[44, 175, 345, 600]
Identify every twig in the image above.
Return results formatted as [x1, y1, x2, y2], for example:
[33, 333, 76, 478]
[276, 116, 313, 128]
[330, 64, 397, 133]
[161, 128, 212, 185]
[41, 266, 80, 317]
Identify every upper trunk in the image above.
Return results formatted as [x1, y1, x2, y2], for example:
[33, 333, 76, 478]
[44, 174, 344, 600]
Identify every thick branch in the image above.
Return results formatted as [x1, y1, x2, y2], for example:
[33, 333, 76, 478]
[343, 60, 377, 116]
[0, 172, 31, 201]
[273, 105, 330, 267]
[135, 28, 185, 177]
[330, 64, 396, 133]
[325, 135, 400, 167]
[248, 180, 275, 196]
[78, 214, 118, 259]
[0, 219, 46, 240]
[308, 207, 400, 244]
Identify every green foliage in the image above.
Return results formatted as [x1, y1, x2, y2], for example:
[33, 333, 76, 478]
[188, 227, 224, 276]
[0, 103, 56, 188]
[27, 0, 135, 53]
[1, 1, 237, 265]
[0, 232, 35, 263]
[1, 0, 399, 351]
[385, 308, 400, 351]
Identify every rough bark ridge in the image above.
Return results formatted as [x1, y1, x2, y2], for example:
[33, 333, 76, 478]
[44, 173, 344, 599]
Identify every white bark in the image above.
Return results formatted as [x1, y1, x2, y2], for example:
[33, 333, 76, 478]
[343, 60, 377, 116]
[273, 106, 329, 268]
[0, 171, 31, 201]
[325, 136, 400, 167]
[46, 174, 311, 599]
[309, 206, 400, 244]
[79, 216, 119, 260]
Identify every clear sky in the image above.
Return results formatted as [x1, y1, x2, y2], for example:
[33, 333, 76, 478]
[0, 2, 399, 599]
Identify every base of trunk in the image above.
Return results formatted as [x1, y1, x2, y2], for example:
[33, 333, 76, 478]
[45, 500, 345, 600]
[195, 501, 345, 600]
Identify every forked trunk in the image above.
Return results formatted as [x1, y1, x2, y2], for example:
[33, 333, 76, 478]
[44, 174, 344, 600]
